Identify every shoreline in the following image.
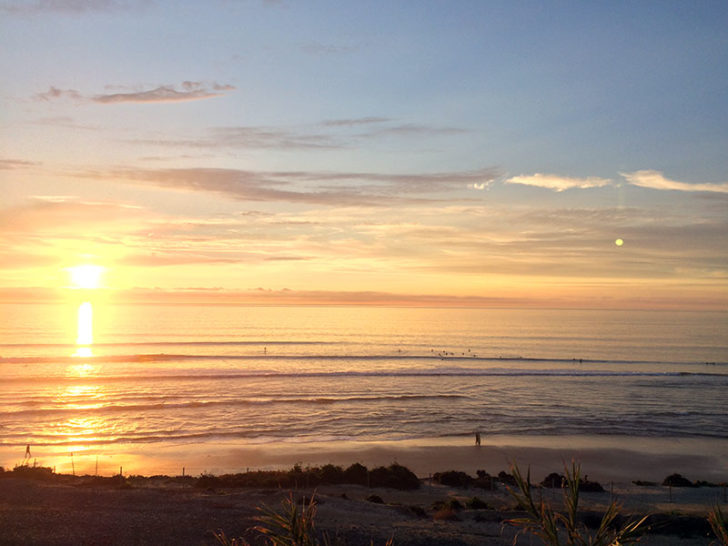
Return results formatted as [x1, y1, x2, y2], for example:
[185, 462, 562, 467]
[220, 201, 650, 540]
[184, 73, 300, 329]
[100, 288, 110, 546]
[3, 434, 727, 485]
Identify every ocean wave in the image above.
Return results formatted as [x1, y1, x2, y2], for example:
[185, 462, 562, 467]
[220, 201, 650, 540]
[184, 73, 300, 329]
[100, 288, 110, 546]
[0, 393, 469, 418]
[3, 366, 726, 384]
[3, 425, 727, 448]
[2, 351, 725, 367]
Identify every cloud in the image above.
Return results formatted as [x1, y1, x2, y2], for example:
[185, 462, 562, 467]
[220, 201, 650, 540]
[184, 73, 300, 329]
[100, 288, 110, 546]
[0, 158, 39, 169]
[360, 123, 469, 138]
[34, 86, 83, 101]
[1, 0, 142, 13]
[104, 286, 533, 308]
[33, 82, 235, 104]
[136, 117, 467, 151]
[77, 166, 500, 206]
[322, 117, 391, 127]
[206, 126, 342, 149]
[0, 196, 144, 233]
[93, 82, 235, 103]
[621, 170, 728, 194]
[506, 173, 612, 192]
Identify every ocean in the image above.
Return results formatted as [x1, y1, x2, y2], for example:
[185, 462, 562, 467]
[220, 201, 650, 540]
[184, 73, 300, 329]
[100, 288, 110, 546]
[1, 303, 727, 474]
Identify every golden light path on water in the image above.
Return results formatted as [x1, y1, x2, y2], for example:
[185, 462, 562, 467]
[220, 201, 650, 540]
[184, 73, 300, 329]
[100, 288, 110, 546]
[57, 265, 111, 471]
[73, 301, 94, 357]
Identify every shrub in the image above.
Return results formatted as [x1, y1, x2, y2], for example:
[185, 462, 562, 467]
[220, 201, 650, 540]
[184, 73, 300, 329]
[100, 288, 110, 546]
[11, 464, 55, 481]
[343, 462, 368, 485]
[541, 472, 565, 488]
[475, 470, 497, 490]
[369, 463, 420, 490]
[196, 473, 222, 489]
[579, 478, 605, 493]
[498, 470, 516, 486]
[433, 470, 474, 488]
[317, 464, 344, 484]
[465, 496, 489, 510]
[662, 473, 694, 487]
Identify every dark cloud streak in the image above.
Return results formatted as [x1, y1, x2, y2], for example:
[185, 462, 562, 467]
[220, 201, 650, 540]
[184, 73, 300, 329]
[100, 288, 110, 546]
[33, 82, 235, 104]
[1, 0, 142, 14]
[79, 166, 500, 206]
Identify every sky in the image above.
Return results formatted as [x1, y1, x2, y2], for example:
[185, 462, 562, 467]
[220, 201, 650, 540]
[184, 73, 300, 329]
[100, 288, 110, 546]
[1, 0, 727, 309]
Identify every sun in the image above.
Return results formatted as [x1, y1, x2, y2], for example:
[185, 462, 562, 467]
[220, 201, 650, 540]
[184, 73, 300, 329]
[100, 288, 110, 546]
[67, 264, 106, 290]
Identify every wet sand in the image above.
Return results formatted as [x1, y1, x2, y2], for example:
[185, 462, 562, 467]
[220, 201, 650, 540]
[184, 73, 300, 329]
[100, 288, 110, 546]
[6, 435, 726, 484]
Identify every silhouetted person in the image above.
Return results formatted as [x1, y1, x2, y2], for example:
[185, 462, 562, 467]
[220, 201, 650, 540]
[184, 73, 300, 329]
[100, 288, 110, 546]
[475, 431, 481, 446]
[24, 444, 31, 462]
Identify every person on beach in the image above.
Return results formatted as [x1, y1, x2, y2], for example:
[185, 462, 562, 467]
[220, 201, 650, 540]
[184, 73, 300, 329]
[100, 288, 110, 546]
[475, 431, 481, 446]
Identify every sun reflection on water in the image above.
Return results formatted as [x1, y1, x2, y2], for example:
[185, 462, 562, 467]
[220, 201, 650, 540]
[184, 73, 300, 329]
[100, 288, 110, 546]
[52, 385, 108, 455]
[73, 301, 94, 357]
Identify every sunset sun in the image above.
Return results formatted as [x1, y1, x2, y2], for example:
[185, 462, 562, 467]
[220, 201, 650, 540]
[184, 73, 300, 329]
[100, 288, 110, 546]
[67, 265, 105, 290]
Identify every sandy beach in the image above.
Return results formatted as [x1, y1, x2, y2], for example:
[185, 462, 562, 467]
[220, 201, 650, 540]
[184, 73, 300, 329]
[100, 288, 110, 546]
[5, 434, 725, 485]
[1, 438, 726, 545]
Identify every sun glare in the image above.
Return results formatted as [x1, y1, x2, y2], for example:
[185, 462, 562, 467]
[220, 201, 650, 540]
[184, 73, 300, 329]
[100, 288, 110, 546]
[68, 264, 105, 290]
[73, 301, 94, 357]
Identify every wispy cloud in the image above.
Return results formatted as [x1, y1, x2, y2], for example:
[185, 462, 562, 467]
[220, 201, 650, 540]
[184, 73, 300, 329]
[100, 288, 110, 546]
[0, 0, 139, 13]
[0, 196, 144, 233]
[34, 87, 83, 101]
[206, 126, 341, 150]
[505, 173, 612, 192]
[77, 166, 500, 206]
[134, 118, 469, 151]
[621, 170, 728, 194]
[33, 81, 235, 104]
[93, 82, 235, 104]
[322, 117, 391, 127]
[359, 123, 469, 138]
[0, 158, 39, 169]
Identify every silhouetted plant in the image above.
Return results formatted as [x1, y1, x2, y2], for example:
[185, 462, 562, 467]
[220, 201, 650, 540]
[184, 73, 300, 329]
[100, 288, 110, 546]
[368, 463, 419, 490]
[253, 493, 323, 546]
[505, 461, 647, 545]
[465, 496, 489, 509]
[662, 473, 694, 487]
[213, 530, 249, 546]
[343, 463, 368, 485]
[432, 470, 474, 488]
[10, 464, 55, 481]
[709, 504, 728, 545]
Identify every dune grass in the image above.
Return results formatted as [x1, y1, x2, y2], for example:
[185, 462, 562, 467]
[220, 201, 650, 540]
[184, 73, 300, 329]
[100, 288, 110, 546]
[709, 504, 728, 546]
[504, 461, 648, 546]
[214, 493, 394, 546]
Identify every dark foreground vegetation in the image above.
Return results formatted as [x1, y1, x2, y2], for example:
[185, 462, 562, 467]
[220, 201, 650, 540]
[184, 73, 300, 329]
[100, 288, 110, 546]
[0, 461, 421, 491]
[1, 462, 726, 545]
